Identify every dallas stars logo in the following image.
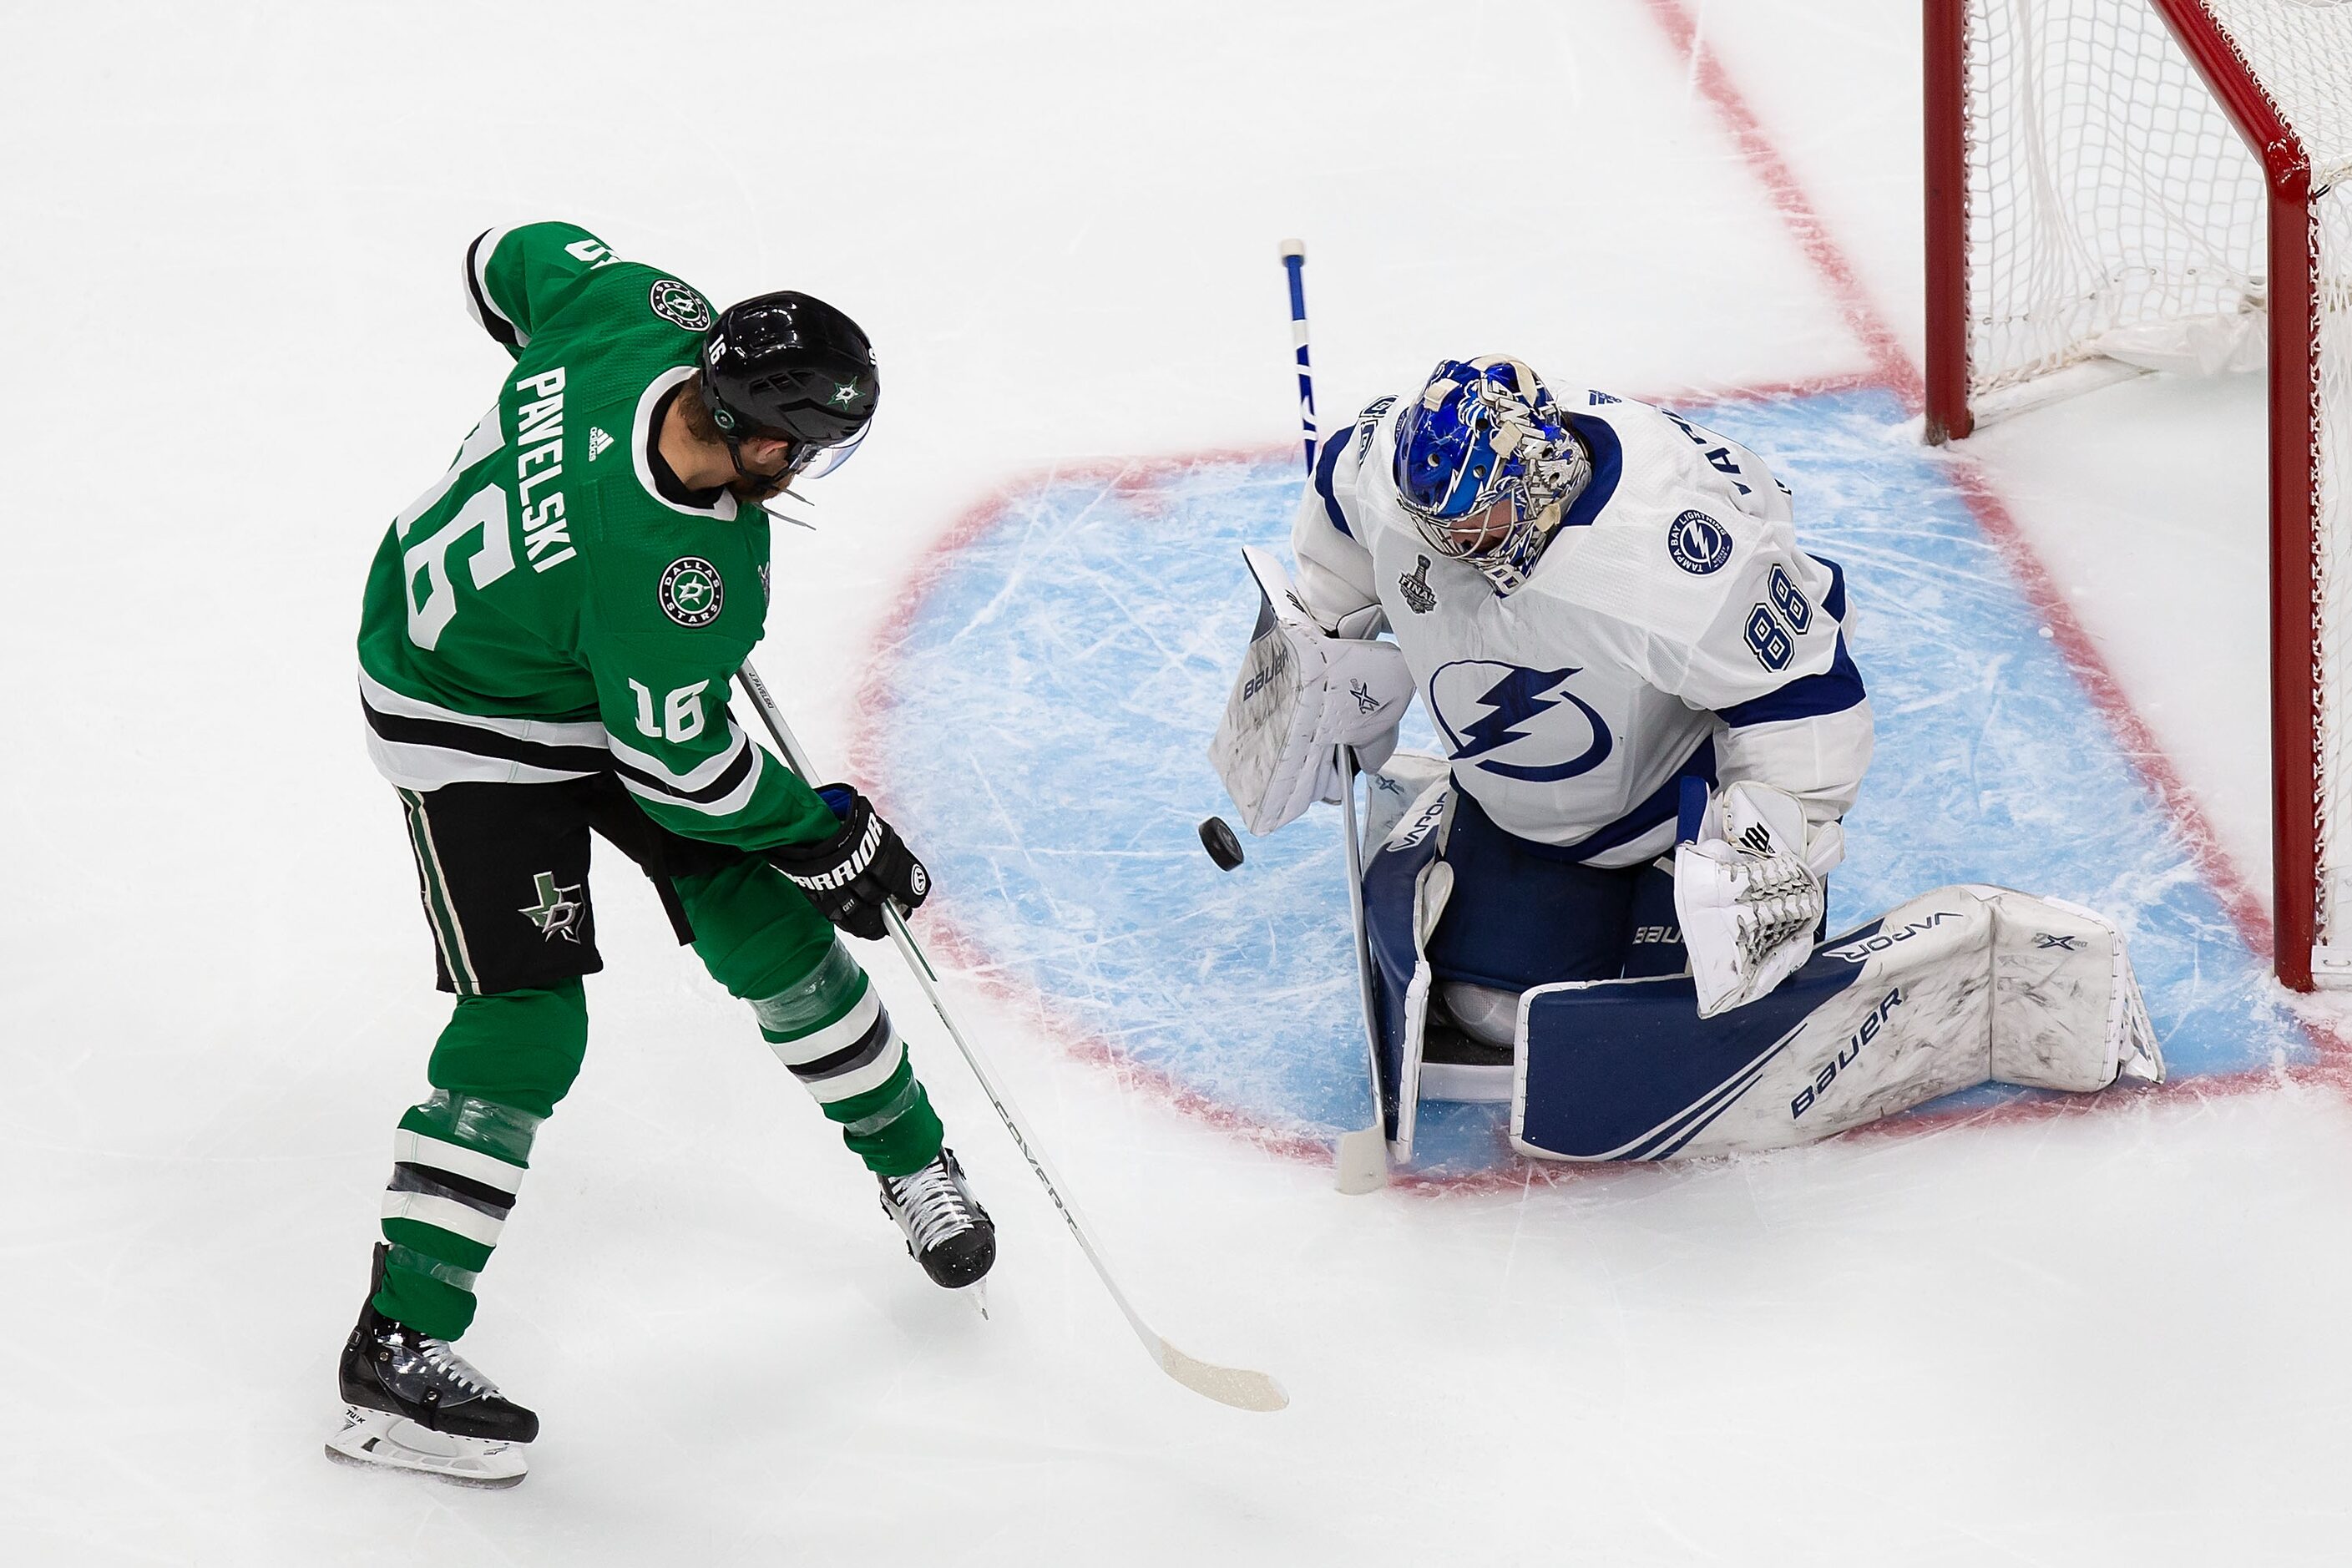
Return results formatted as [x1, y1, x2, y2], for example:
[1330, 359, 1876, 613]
[830, 381, 859, 407]
[647, 278, 712, 331]
[519, 872, 585, 943]
[659, 556, 724, 627]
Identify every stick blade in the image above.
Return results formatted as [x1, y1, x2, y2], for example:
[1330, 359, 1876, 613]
[1333, 1125, 1389, 1195]
[1156, 1340, 1290, 1412]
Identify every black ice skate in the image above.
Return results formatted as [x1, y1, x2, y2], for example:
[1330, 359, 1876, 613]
[878, 1148, 996, 1289]
[325, 1246, 537, 1487]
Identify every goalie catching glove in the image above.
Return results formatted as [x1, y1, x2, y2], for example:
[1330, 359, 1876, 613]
[1675, 781, 1846, 1019]
[1208, 546, 1415, 836]
[769, 786, 931, 941]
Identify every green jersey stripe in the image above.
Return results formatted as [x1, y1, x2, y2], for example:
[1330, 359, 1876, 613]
[400, 789, 482, 996]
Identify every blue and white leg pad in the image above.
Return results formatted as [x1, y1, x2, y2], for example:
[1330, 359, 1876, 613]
[1361, 758, 1485, 1159]
[1509, 884, 2162, 1162]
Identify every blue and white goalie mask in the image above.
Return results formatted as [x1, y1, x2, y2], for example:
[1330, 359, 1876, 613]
[1392, 356, 1591, 594]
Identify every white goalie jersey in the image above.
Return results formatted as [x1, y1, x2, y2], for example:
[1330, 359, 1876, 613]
[1291, 390, 1874, 867]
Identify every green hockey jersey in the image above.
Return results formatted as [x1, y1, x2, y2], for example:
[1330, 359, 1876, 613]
[357, 221, 835, 852]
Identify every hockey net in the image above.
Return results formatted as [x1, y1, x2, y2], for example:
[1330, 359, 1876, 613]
[1925, 0, 2352, 989]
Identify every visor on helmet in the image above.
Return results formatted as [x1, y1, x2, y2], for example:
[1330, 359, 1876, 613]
[785, 419, 869, 482]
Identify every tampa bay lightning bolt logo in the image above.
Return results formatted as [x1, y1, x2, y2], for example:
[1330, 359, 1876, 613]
[1667, 509, 1733, 575]
[1429, 660, 1614, 782]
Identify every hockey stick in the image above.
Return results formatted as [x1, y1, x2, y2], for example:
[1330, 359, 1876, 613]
[1332, 745, 1391, 1193]
[732, 661, 1289, 1414]
[1281, 239, 1390, 1195]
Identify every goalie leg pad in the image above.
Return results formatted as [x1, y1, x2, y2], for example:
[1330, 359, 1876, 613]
[1512, 886, 2159, 1161]
[1362, 791, 1455, 1154]
[1978, 887, 2164, 1090]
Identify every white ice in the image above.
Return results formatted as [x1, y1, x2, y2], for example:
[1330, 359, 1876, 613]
[3, 3, 2349, 1564]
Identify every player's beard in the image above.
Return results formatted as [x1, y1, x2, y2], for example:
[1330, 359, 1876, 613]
[727, 471, 792, 503]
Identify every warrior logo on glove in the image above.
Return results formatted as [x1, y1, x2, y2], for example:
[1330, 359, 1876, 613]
[768, 786, 932, 942]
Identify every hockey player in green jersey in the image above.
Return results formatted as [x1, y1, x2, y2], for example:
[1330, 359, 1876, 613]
[331, 221, 994, 1487]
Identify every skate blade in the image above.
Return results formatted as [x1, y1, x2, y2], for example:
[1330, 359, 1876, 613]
[324, 1405, 529, 1488]
[969, 1277, 990, 1321]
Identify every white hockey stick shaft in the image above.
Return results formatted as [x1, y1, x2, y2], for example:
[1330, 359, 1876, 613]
[1280, 238, 1390, 1193]
[1332, 746, 1391, 1193]
[732, 662, 1288, 1414]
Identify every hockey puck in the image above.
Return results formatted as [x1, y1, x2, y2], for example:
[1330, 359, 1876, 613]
[1198, 816, 1245, 871]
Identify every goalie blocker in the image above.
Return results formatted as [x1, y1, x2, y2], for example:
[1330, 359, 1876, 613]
[1356, 773, 2162, 1161]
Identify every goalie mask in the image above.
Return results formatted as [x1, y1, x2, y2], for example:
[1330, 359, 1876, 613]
[1392, 357, 1591, 594]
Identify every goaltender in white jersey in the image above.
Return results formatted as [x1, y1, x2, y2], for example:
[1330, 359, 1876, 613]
[1211, 357, 2160, 1161]
[1292, 379, 1869, 874]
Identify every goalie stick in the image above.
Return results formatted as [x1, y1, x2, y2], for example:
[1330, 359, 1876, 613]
[1280, 239, 1391, 1195]
[1332, 743, 1390, 1193]
[732, 661, 1289, 1414]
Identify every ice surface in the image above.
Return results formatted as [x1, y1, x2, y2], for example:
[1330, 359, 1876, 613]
[5, 2, 2352, 1565]
[875, 388, 2311, 1179]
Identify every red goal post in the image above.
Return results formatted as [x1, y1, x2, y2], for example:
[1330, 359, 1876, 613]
[1924, 0, 2352, 991]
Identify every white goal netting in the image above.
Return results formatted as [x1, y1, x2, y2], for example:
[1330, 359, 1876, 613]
[1960, 0, 2352, 968]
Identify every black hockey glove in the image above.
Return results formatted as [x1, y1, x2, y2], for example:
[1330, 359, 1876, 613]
[769, 785, 930, 941]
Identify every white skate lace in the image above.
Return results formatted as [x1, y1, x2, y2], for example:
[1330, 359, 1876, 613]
[418, 1337, 497, 1398]
[887, 1157, 978, 1255]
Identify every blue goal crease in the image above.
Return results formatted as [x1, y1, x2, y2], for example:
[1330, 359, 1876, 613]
[873, 388, 2309, 1177]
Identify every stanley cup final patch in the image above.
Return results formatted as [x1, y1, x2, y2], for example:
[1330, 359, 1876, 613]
[660, 557, 724, 626]
[1399, 554, 1438, 614]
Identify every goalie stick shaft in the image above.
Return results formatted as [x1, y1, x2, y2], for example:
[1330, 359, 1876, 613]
[1332, 746, 1390, 1193]
[732, 662, 1288, 1414]
[1278, 239, 1390, 1193]
[1280, 239, 1318, 470]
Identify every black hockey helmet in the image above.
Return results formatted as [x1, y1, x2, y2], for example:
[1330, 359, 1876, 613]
[697, 291, 878, 480]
